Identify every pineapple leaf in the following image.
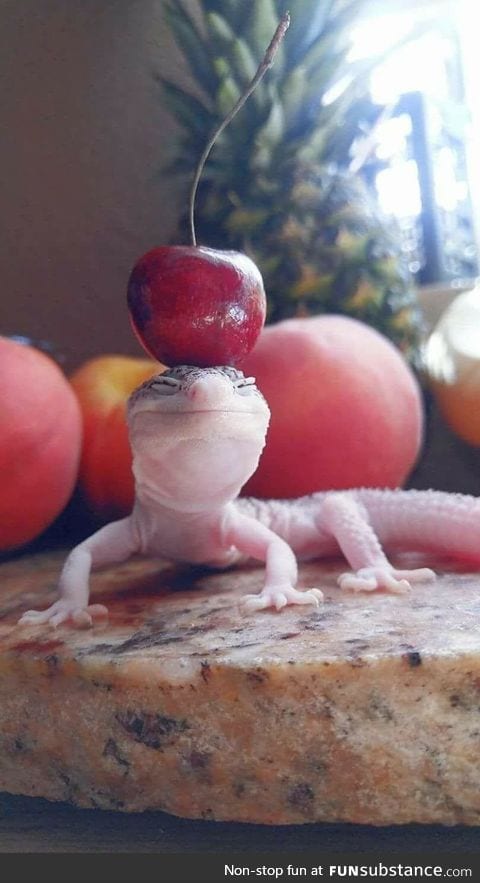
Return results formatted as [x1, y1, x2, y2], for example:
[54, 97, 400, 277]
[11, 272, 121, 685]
[213, 56, 230, 80]
[216, 73, 242, 116]
[281, 0, 336, 68]
[201, 0, 246, 30]
[301, 25, 350, 79]
[280, 65, 309, 131]
[231, 37, 269, 110]
[207, 12, 268, 111]
[285, 50, 352, 138]
[206, 10, 236, 47]
[163, 2, 216, 97]
[295, 123, 330, 165]
[231, 36, 260, 86]
[160, 78, 214, 136]
[254, 96, 285, 152]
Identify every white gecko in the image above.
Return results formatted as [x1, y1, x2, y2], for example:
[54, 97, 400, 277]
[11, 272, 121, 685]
[19, 365, 480, 629]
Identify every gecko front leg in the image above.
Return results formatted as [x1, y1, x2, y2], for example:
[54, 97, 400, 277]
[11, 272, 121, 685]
[224, 510, 323, 611]
[320, 493, 435, 594]
[19, 517, 139, 628]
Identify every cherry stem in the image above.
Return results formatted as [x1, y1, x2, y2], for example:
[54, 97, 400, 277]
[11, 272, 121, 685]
[188, 11, 290, 247]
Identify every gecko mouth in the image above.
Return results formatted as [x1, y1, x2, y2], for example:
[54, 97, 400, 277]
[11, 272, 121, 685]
[131, 404, 269, 420]
[179, 408, 262, 415]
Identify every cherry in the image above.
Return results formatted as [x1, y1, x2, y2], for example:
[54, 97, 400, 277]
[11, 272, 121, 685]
[126, 14, 290, 368]
[128, 245, 266, 367]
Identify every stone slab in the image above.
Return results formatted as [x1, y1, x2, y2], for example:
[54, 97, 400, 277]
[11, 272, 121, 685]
[1, 550, 480, 824]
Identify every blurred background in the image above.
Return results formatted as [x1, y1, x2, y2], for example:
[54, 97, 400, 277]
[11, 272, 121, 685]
[1, 0, 478, 367]
[1, 0, 184, 365]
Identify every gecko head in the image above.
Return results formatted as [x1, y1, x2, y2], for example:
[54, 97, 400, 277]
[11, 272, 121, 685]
[127, 365, 269, 418]
[126, 366, 270, 509]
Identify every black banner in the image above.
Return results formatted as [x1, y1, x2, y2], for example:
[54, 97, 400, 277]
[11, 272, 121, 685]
[2, 852, 480, 880]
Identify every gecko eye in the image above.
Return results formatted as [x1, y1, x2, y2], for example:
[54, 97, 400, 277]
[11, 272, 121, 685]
[149, 376, 181, 396]
[233, 376, 259, 396]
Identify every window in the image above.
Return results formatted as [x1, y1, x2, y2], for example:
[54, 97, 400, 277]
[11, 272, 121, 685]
[351, 0, 478, 285]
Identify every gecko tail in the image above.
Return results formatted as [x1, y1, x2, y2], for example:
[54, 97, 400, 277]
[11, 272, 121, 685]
[361, 488, 480, 563]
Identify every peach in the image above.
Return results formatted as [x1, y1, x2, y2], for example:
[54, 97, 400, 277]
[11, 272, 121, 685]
[423, 287, 480, 446]
[70, 355, 160, 519]
[0, 337, 82, 551]
[242, 316, 424, 498]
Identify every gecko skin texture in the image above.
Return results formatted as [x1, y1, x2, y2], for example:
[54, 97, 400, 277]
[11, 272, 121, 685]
[19, 365, 480, 628]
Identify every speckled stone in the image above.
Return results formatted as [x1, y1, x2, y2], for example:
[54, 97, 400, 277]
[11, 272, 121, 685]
[1, 550, 480, 824]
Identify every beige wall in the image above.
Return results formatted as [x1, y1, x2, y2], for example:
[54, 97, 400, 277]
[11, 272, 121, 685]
[1, 0, 189, 370]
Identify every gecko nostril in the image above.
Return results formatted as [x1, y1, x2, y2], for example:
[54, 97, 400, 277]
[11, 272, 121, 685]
[186, 380, 206, 401]
[186, 375, 231, 404]
[185, 379, 211, 403]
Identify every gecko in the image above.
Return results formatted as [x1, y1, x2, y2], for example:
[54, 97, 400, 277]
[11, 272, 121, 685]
[19, 364, 480, 628]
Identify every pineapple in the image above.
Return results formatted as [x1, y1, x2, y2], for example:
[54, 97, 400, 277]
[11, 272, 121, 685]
[161, 0, 424, 358]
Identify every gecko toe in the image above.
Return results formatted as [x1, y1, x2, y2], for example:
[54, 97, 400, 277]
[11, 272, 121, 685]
[243, 587, 324, 611]
[49, 611, 69, 628]
[293, 589, 323, 606]
[20, 600, 107, 629]
[305, 588, 324, 605]
[242, 594, 268, 613]
[72, 609, 93, 628]
[338, 573, 377, 593]
[274, 594, 288, 610]
[19, 605, 65, 625]
[86, 604, 109, 620]
[386, 577, 411, 595]
[393, 567, 436, 583]
[19, 609, 45, 624]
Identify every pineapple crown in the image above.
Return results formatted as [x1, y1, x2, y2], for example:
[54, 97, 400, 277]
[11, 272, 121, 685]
[160, 0, 417, 183]
[159, 0, 426, 360]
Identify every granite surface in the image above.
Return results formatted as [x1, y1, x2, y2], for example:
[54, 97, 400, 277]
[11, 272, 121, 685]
[1, 550, 480, 825]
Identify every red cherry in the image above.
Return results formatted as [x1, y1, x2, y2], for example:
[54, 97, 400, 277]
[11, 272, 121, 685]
[127, 245, 266, 367]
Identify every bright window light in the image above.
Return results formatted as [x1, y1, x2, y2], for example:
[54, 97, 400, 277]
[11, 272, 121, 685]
[375, 161, 422, 219]
[369, 35, 453, 105]
[435, 147, 467, 212]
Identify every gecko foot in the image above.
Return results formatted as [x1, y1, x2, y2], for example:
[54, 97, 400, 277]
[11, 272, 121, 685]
[338, 566, 436, 595]
[242, 586, 324, 613]
[19, 600, 109, 629]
